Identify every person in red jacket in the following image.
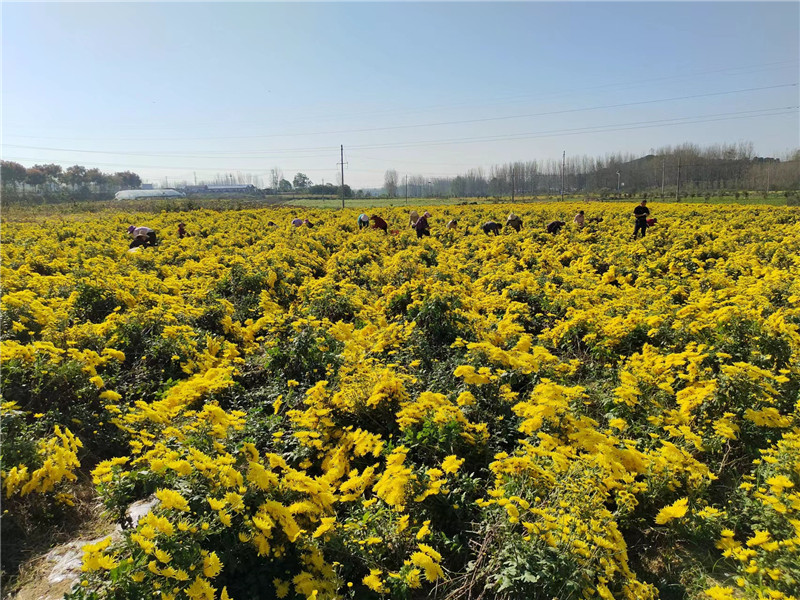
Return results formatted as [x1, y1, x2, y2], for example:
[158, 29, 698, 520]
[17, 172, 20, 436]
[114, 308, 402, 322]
[370, 215, 388, 233]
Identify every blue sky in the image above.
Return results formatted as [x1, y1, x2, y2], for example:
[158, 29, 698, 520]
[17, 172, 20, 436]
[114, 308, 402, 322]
[2, 2, 798, 188]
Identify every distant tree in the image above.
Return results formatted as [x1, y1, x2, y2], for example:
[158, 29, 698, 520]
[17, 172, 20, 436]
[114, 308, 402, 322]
[279, 179, 293, 192]
[451, 176, 466, 197]
[338, 184, 353, 198]
[64, 165, 88, 188]
[309, 183, 337, 196]
[384, 169, 398, 197]
[115, 171, 141, 189]
[85, 168, 105, 185]
[25, 168, 47, 188]
[1, 161, 27, 188]
[33, 163, 63, 186]
[271, 168, 282, 190]
[293, 173, 311, 190]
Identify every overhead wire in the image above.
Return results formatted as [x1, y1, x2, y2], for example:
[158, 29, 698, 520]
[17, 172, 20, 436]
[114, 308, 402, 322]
[3, 83, 797, 159]
[2, 61, 797, 142]
[4, 107, 795, 173]
[3, 83, 795, 146]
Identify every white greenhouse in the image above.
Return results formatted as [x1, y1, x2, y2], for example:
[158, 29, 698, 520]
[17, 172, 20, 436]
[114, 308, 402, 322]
[114, 189, 186, 200]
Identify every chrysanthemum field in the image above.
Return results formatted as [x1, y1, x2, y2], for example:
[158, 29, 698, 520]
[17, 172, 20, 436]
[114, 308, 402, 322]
[1, 202, 798, 600]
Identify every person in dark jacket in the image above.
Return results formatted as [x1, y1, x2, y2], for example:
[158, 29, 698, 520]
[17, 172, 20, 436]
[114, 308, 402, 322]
[633, 200, 650, 238]
[482, 221, 502, 236]
[546, 220, 566, 235]
[128, 225, 158, 248]
[414, 211, 431, 238]
[370, 215, 388, 233]
[177, 222, 187, 239]
[358, 214, 370, 229]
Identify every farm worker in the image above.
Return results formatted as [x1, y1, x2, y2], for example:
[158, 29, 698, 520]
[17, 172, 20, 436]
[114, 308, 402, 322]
[646, 217, 657, 227]
[409, 210, 420, 228]
[546, 220, 566, 235]
[414, 211, 431, 238]
[303, 219, 314, 228]
[291, 218, 304, 227]
[482, 221, 502, 236]
[370, 215, 388, 233]
[446, 219, 458, 230]
[505, 213, 523, 232]
[633, 200, 650, 238]
[177, 222, 187, 239]
[573, 211, 585, 227]
[128, 225, 157, 248]
[358, 213, 370, 229]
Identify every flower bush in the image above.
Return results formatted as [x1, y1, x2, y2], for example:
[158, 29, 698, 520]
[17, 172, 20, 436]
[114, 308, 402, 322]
[1, 202, 798, 599]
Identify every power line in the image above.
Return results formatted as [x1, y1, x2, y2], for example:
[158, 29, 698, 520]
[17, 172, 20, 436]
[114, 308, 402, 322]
[3, 107, 795, 171]
[344, 106, 798, 151]
[4, 95, 797, 160]
[0, 157, 387, 174]
[3, 78, 797, 143]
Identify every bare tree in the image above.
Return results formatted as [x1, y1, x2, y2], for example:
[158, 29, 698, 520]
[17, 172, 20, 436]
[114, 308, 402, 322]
[270, 168, 282, 191]
[384, 169, 399, 197]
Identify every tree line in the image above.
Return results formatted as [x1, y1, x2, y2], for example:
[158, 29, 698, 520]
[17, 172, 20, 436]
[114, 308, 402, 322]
[1, 161, 142, 197]
[384, 142, 800, 198]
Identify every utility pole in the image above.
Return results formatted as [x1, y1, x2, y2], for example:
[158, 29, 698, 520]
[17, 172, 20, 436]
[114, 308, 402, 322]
[560, 151, 565, 201]
[405, 175, 408, 206]
[676, 157, 681, 202]
[661, 159, 665, 199]
[766, 164, 771, 197]
[338, 145, 347, 209]
[616, 170, 621, 195]
[194, 172, 197, 186]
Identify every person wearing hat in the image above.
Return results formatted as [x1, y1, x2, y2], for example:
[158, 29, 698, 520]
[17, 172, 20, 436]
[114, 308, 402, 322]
[128, 225, 158, 248]
[505, 213, 523, 232]
[414, 211, 431, 238]
[446, 219, 458, 230]
[291, 217, 304, 227]
[358, 213, 370, 229]
[409, 210, 420, 229]
[177, 222, 187, 239]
